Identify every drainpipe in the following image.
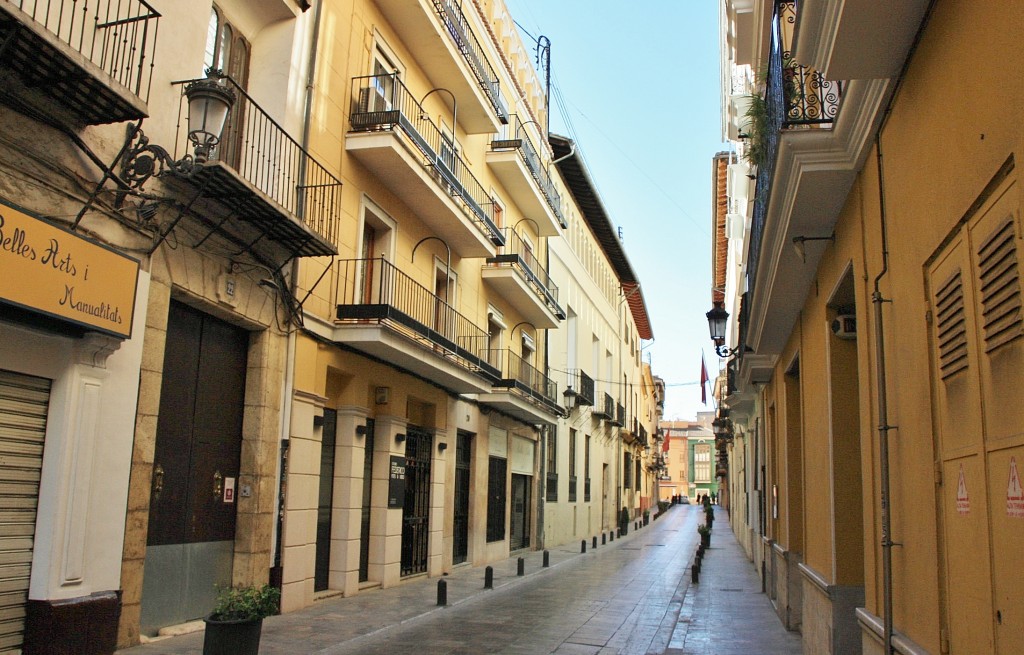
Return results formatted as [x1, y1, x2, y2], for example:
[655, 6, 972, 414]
[868, 4, 937, 651]
[274, 0, 326, 587]
[872, 132, 894, 655]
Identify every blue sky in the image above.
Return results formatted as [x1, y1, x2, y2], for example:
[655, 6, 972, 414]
[503, 0, 728, 420]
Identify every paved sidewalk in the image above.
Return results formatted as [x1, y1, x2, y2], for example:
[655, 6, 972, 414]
[118, 506, 801, 654]
[664, 511, 802, 655]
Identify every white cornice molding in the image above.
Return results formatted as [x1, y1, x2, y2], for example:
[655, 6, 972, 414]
[746, 77, 893, 354]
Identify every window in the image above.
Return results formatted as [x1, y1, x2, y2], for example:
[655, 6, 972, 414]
[584, 435, 591, 502]
[623, 452, 632, 489]
[568, 429, 577, 478]
[568, 428, 577, 502]
[521, 331, 535, 369]
[204, 5, 249, 167]
[486, 456, 507, 542]
[695, 443, 712, 482]
[545, 430, 557, 502]
[487, 307, 505, 370]
[491, 195, 504, 229]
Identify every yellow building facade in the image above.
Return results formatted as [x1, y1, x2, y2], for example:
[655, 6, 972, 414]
[280, 0, 658, 614]
[720, 1, 1023, 654]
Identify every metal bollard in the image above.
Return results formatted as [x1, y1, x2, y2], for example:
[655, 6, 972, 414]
[692, 565, 699, 584]
[484, 565, 493, 589]
[602, 532, 606, 545]
[610, 531, 615, 541]
[437, 579, 447, 606]
[543, 550, 550, 568]
[581, 539, 587, 553]
[517, 557, 525, 576]
[592, 536, 597, 549]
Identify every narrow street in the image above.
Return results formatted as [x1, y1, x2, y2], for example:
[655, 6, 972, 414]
[119, 506, 801, 655]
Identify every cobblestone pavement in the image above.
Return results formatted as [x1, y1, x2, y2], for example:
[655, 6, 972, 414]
[118, 505, 802, 654]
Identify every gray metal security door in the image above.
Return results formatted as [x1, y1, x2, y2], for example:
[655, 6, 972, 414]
[0, 369, 50, 653]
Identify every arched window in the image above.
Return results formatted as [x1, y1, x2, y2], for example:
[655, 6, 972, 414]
[204, 5, 250, 86]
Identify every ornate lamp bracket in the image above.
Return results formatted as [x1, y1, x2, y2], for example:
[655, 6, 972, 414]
[120, 123, 195, 190]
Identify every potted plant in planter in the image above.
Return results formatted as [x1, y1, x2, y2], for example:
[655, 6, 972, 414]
[698, 523, 711, 548]
[642, 509, 650, 526]
[203, 584, 280, 655]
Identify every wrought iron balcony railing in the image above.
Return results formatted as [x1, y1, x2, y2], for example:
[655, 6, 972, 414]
[568, 475, 577, 502]
[335, 257, 499, 380]
[3, 0, 159, 96]
[0, 0, 160, 123]
[488, 348, 559, 410]
[616, 403, 626, 427]
[350, 73, 504, 247]
[486, 228, 564, 318]
[490, 114, 565, 227]
[432, 0, 507, 123]
[564, 369, 594, 407]
[171, 75, 341, 253]
[584, 477, 591, 503]
[639, 425, 648, 445]
[593, 391, 614, 420]
[747, 0, 842, 298]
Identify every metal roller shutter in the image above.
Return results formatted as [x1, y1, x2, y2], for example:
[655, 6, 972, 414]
[0, 369, 50, 654]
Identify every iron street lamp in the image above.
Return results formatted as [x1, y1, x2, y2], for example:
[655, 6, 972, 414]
[120, 70, 237, 189]
[184, 75, 236, 163]
[706, 302, 740, 358]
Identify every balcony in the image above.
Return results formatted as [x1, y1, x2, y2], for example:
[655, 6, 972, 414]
[334, 258, 500, 393]
[545, 472, 557, 502]
[0, 0, 159, 125]
[346, 74, 504, 258]
[486, 115, 566, 235]
[568, 475, 577, 503]
[592, 391, 614, 420]
[476, 349, 561, 424]
[613, 403, 626, 428]
[373, 0, 507, 133]
[160, 75, 339, 264]
[794, 0, 932, 80]
[563, 369, 594, 408]
[482, 228, 564, 328]
[584, 477, 591, 503]
[743, 0, 889, 355]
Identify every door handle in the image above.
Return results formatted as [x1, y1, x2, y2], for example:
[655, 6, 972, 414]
[213, 469, 223, 500]
[152, 463, 164, 499]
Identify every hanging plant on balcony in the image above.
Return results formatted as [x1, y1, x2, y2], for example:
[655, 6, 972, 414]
[742, 91, 770, 169]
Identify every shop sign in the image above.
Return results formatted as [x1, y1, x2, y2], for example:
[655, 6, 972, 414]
[388, 455, 406, 508]
[0, 199, 138, 338]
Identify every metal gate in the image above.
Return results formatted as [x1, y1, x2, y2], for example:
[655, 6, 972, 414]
[314, 409, 337, 592]
[453, 431, 471, 564]
[0, 369, 50, 653]
[400, 427, 432, 576]
[359, 419, 375, 582]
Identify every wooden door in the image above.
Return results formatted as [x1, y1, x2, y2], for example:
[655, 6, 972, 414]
[141, 301, 248, 635]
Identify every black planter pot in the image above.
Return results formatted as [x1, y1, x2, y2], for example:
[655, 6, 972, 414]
[203, 616, 263, 655]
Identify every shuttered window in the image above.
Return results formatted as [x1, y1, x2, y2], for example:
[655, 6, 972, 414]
[977, 220, 1022, 352]
[0, 369, 50, 653]
[935, 269, 969, 378]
